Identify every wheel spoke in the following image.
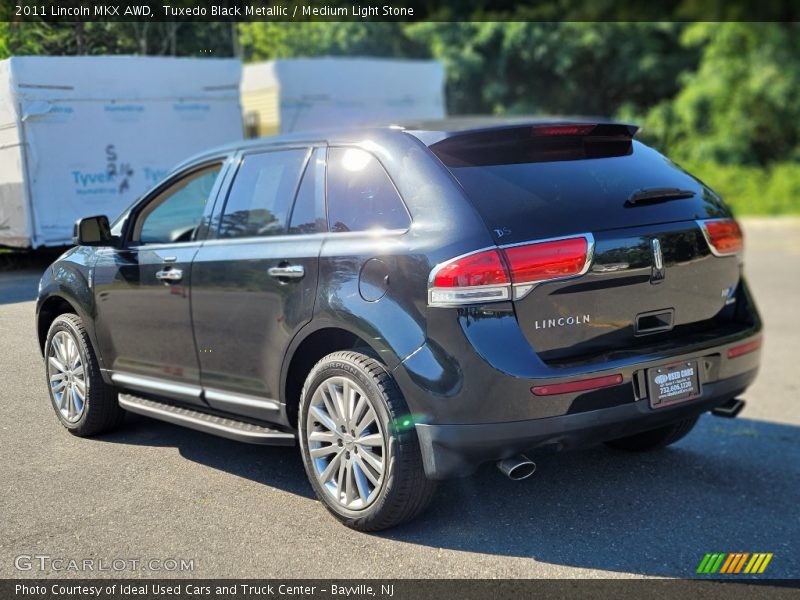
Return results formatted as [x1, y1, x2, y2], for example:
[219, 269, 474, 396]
[351, 393, 367, 427]
[56, 388, 67, 410]
[310, 444, 339, 458]
[354, 454, 380, 486]
[65, 386, 75, 418]
[359, 446, 384, 473]
[72, 364, 84, 377]
[343, 461, 355, 505]
[73, 379, 86, 400]
[353, 461, 372, 501]
[336, 459, 346, 495]
[341, 380, 353, 424]
[320, 383, 341, 425]
[71, 388, 84, 416]
[357, 433, 383, 447]
[309, 430, 338, 444]
[65, 338, 76, 367]
[310, 405, 338, 434]
[48, 356, 66, 373]
[318, 450, 344, 483]
[52, 335, 67, 364]
[326, 381, 345, 423]
[355, 407, 377, 437]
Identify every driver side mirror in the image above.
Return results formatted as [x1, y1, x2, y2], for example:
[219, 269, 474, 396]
[73, 215, 114, 246]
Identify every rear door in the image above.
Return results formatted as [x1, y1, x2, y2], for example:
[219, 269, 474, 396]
[191, 146, 326, 420]
[436, 126, 742, 362]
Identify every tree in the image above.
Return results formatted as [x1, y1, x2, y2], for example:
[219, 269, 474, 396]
[641, 23, 800, 165]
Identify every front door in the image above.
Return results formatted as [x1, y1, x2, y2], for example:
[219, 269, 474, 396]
[191, 147, 326, 422]
[93, 162, 226, 405]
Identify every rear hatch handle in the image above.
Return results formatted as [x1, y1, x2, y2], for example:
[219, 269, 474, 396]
[625, 187, 695, 206]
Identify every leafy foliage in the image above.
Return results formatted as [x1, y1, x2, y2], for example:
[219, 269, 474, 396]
[0, 20, 798, 212]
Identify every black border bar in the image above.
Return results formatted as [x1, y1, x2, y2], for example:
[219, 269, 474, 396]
[2, 0, 800, 22]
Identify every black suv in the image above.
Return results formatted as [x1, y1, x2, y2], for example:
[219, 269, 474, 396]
[37, 122, 762, 530]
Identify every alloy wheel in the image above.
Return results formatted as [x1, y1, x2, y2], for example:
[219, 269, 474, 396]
[47, 330, 86, 423]
[306, 376, 387, 510]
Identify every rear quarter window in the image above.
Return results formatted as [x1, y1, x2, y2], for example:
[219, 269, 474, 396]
[327, 147, 410, 233]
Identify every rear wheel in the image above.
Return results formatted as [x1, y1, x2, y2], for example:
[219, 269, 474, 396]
[604, 416, 699, 452]
[298, 351, 436, 531]
[44, 313, 124, 436]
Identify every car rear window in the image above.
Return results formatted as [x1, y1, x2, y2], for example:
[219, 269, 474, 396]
[444, 142, 719, 243]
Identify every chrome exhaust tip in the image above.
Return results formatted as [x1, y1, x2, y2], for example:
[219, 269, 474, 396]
[497, 454, 537, 480]
[711, 398, 746, 418]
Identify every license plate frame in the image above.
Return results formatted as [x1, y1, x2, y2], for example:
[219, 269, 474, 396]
[647, 360, 702, 409]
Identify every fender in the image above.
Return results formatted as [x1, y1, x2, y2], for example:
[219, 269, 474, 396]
[36, 249, 103, 369]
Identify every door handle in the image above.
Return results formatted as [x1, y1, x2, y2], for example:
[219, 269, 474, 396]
[267, 264, 305, 280]
[155, 268, 183, 282]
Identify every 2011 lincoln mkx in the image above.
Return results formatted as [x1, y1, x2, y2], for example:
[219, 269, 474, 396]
[36, 122, 762, 530]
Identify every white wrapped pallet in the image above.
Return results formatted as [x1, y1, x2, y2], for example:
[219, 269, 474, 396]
[0, 56, 243, 248]
[241, 57, 446, 136]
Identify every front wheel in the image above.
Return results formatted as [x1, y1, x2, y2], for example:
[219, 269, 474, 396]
[44, 313, 124, 436]
[298, 351, 436, 531]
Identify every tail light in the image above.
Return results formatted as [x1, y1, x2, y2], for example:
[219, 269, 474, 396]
[428, 234, 593, 307]
[531, 373, 623, 396]
[727, 338, 762, 359]
[428, 249, 511, 306]
[698, 219, 743, 256]
[531, 124, 596, 136]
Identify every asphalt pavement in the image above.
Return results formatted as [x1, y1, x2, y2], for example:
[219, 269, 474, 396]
[0, 218, 798, 579]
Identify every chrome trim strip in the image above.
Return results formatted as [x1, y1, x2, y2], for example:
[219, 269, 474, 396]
[204, 389, 281, 412]
[111, 373, 202, 400]
[427, 283, 511, 308]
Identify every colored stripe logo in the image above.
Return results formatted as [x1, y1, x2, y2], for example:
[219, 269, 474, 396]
[697, 553, 773, 574]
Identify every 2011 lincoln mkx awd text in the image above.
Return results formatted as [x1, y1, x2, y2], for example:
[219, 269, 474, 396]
[36, 122, 762, 530]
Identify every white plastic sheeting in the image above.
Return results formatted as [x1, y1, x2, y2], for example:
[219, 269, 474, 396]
[0, 56, 243, 248]
[242, 57, 446, 133]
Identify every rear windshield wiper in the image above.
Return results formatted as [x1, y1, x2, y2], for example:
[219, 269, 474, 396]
[626, 187, 695, 206]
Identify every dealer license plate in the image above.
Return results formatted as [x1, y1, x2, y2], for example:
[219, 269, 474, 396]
[647, 360, 701, 408]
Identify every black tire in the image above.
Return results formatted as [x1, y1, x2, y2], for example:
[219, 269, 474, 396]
[298, 351, 436, 531]
[604, 416, 700, 452]
[44, 313, 124, 436]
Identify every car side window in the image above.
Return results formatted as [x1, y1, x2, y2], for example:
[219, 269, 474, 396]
[327, 147, 411, 233]
[289, 147, 327, 235]
[134, 164, 222, 244]
[218, 149, 308, 239]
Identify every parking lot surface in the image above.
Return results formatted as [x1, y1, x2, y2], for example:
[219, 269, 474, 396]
[0, 219, 797, 579]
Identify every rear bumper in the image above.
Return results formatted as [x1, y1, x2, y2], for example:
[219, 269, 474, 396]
[415, 368, 758, 479]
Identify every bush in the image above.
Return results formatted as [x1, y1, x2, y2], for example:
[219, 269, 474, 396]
[679, 161, 800, 215]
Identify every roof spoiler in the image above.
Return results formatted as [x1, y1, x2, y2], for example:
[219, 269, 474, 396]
[429, 122, 639, 167]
